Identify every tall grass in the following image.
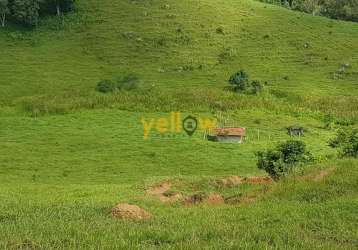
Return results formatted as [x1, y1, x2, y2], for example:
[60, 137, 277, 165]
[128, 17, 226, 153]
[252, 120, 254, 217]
[15, 87, 358, 124]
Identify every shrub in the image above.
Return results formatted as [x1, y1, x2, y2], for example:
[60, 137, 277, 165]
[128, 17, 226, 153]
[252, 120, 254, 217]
[256, 149, 285, 179]
[96, 80, 116, 93]
[329, 128, 358, 158]
[323, 113, 334, 129]
[113, 73, 140, 91]
[277, 140, 309, 164]
[250, 80, 264, 95]
[216, 26, 224, 34]
[257, 140, 313, 179]
[228, 71, 264, 94]
[96, 74, 140, 93]
[228, 70, 249, 92]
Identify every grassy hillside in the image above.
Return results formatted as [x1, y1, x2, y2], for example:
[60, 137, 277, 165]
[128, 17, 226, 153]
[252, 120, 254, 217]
[0, 0, 357, 249]
[0, 160, 357, 249]
[1, 0, 358, 113]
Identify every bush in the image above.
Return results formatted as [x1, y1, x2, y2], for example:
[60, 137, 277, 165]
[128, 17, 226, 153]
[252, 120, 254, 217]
[250, 80, 264, 95]
[96, 74, 140, 93]
[257, 140, 313, 179]
[323, 113, 334, 129]
[229, 70, 249, 91]
[277, 140, 309, 164]
[329, 128, 358, 158]
[96, 80, 116, 93]
[228, 71, 264, 94]
[114, 73, 140, 91]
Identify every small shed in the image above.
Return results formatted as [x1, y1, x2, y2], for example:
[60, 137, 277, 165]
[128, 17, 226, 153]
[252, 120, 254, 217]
[207, 127, 246, 143]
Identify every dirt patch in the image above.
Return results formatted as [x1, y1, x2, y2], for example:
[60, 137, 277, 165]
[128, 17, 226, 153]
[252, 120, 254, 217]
[300, 168, 335, 182]
[242, 176, 273, 184]
[183, 193, 225, 206]
[112, 203, 152, 220]
[147, 181, 182, 203]
[205, 193, 225, 205]
[147, 182, 172, 196]
[225, 195, 257, 205]
[240, 195, 257, 204]
[220, 175, 272, 187]
[183, 193, 205, 206]
[220, 176, 243, 187]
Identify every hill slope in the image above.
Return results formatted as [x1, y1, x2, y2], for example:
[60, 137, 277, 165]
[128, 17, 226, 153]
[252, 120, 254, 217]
[0, 1, 358, 249]
[0, 0, 357, 109]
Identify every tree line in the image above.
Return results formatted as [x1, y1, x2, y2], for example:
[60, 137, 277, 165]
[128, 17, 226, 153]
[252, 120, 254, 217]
[0, 0, 75, 27]
[259, 0, 358, 22]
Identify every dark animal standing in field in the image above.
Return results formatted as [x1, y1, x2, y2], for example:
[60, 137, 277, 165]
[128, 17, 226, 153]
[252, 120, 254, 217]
[287, 126, 305, 137]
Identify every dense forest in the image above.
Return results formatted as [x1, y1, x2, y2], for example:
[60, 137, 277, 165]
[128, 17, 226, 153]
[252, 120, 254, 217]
[1, 0, 357, 29]
[259, 0, 358, 22]
[0, 0, 75, 27]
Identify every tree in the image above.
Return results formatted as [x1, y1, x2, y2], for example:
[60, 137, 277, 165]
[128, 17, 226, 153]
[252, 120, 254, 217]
[257, 140, 313, 179]
[39, 0, 75, 26]
[228, 70, 249, 92]
[322, 0, 358, 22]
[11, 0, 40, 26]
[329, 128, 358, 158]
[40, 0, 75, 16]
[260, 0, 358, 22]
[0, 0, 9, 27]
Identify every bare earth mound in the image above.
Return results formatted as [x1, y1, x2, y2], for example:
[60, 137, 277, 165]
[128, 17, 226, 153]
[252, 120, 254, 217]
[183, 193, 225, 206]
[112, 203, 152, 220]
[183, 193, 205, 206]
[220, 176, 243, 187]
[220, 176, 273, 187]
[147, 181, 182, 203]
[242, 176, 273, 184]
[205, 193, 225, 205]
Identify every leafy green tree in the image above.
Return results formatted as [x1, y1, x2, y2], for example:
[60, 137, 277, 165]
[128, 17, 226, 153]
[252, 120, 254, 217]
[228, 70, 249, 92]
[3, 0, 75, 27]
[277, 140, 308, 164]
[11, 0, 40, 26]
[329, 128, 358, 158]
[40, 0, 75, 16]
[260, 0, 358, 22]
[257, 140, 313, 179]
[322, 0, 358, 22]
[0, 0, 9, 27]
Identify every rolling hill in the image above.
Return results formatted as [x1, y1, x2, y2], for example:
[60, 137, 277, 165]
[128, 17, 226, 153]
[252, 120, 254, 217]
[0, 0, 357, 107]
[0, 0, 357, 249]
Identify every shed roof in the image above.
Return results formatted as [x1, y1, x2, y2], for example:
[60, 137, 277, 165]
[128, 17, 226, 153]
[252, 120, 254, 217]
[214, 127, 246, 136]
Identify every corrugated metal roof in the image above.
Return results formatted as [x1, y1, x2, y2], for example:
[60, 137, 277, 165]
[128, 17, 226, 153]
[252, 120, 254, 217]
[214, 127, 246, 136]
